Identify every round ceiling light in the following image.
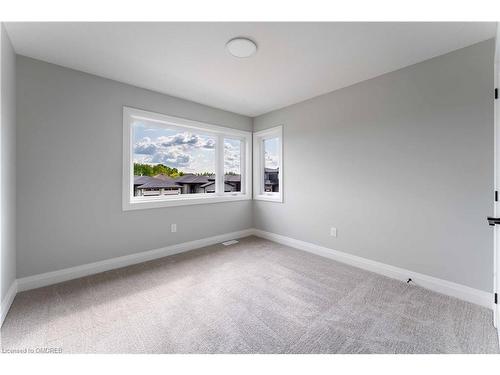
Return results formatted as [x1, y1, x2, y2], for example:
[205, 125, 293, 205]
[226, 37, 257, 58]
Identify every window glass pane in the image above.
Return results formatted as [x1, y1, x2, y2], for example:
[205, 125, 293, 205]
[263, 137, 279, 193]
[132, 120, 216, 196]
[224, 138, 242, 193]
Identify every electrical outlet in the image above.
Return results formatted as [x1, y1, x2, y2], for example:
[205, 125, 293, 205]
[330, 227, 337, 237]
[171, 224, 177, 233]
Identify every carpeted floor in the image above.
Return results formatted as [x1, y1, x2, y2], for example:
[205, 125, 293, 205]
[1, 236, 498, 354]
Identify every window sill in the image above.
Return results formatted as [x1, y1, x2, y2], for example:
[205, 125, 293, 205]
[254, 194, 283, 203]
[123, 193, 251, 211]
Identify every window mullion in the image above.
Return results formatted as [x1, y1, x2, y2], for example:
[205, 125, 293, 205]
[216, 134, 224, 196]
[240, 139, 245, 194]
[261, 139, 265, 195]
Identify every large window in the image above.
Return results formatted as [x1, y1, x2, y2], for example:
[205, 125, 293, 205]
[253, 125, 283, 202]
[123, 107, 251, 210]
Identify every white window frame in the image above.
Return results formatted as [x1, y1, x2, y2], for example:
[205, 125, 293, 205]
[123, 106, 252, 210]
[253, 125, 283, 203]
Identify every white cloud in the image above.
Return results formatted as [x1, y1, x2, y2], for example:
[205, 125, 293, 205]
[157, 132, 215, 149]
[134, 137, 157, 155]
[151, 150, 191, 167]
[203, 138, 216, 149]
[134, 132, 216, 172]
[224, 141, 241, 173]
[264, 151, 279, 169]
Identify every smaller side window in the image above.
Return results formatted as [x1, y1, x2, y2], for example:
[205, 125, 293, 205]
[263, 137, 280, 193]
[253, 126, 283, 202]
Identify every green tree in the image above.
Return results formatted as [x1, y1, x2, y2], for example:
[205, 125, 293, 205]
[134, 163, 153, 176]
[134, 163, 185, 178]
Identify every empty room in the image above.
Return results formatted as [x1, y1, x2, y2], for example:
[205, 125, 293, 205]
[2, 4, 500, 366]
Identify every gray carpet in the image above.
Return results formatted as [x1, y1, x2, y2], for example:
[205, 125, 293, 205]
[1, 236, 498, 354]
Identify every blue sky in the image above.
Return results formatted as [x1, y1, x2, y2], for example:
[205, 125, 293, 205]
[133, 120, 242, 174]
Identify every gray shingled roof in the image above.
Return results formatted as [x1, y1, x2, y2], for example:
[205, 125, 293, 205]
[134, 175, 154, 185]
[153, 174, 176, 181]
[224, 174, 241, 182]
[176, 174, 215, 184]
[135, 173, 241, 188]
[137, 176, 181, 189]
[200, 181, 215, 188]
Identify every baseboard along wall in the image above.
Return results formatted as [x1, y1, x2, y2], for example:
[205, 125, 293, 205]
[1, 280, 18, 327]
[16, 229, 255, 292]
[251, 229, 493, 309]
[1, 227, 493, 327]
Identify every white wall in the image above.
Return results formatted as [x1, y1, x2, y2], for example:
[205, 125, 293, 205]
[253, 40, 495, 292]
[16, 56, 253, 278]
[1, 24, 16, 302]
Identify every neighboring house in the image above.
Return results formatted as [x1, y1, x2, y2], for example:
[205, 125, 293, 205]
[200, 174, 241, 193]
[133, 173, 242, 196]
[264, 168, 279, 192]
[133, 175, 154, 196]
[134, 175, 181, 196]
[176, 174, 215, 194]
[224, 174, 241, 192]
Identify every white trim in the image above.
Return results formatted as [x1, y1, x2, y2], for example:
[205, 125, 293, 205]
[122, 194, 251, 210]
[252, 229, 493, 309]
[17, 229, 254, 292]
[253, 125, 283, 203]
[125, 107, 252, 137]
[494, 24, 500, 334]
[1, 280, 17, 327]
[122, 106, 252, 211]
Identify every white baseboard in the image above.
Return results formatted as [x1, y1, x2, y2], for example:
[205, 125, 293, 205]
[1, 280, 18, 327]
[6, 226, 493, 325]
[251, 229, 493, 309]
[16, 229, 254, 292]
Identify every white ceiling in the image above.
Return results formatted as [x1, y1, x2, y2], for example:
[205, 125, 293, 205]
[5, 22, 497, 117]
